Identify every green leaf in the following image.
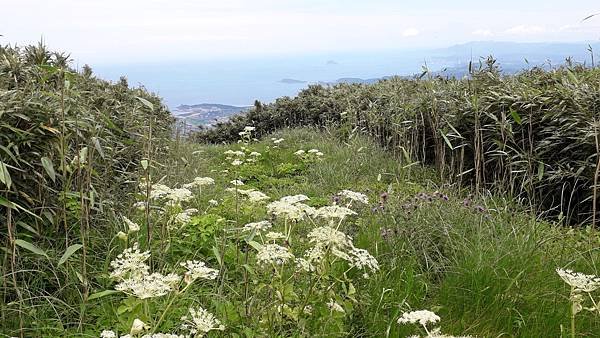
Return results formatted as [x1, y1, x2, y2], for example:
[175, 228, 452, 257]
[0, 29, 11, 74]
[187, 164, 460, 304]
[213, 245, 222, 267]
[88, 290, 120, 301]
[136, 97, 154, 110]
[247, 240, 263, 251]
[0, 161, 12, 189]
[41, 157, 56, 182]
[58, 244, 83, 266]
[538, 162, 545, 181]
[509, 108, 522, 125]
[440, 131, 454, 150]
[15, 239, 49, 259]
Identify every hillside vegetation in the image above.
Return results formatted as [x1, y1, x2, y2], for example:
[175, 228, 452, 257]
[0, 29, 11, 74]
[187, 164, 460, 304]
[2, 45, 600, 338]
[194, 58, 600, 226]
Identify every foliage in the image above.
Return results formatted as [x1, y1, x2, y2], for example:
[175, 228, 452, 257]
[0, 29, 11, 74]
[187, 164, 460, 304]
[193, 59, 600, 226]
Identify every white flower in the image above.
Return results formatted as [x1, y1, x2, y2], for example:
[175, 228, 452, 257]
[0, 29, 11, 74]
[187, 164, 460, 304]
[109, 243, 150, 281]
[208, 199, 219, 206]
[266, 200, 315, 221]
[230, 180, 244, 186]
[123, 216, 140, 234]
[307, 149, 320, 154]
[279, 194, 310, 204]
[244, 126, 256, 132]
[132, 201, 147, 210]
[327, 299, 345, 313]
[307, 226, 352, 250]
[315, 205, 357, 220]
[115, 272, 181, 299]
[180, 260, 219, 284]
[397, 310, 441, 326]
[273, 138, 284, 144]
[140, 334, 186, 338]
[243, 220, 272, 232]
[256, 244, 294, 266]
[166, 188, 193, 204]
[180, 306, 225, 336]
[556, 268, 600, 292]
[231, 159, 244, 166]
[243, 190, 270, 203]
[265, 231, 287, 241]
[100, 330, 116, 338]
[173, 208, 198, 227]
[183, 177, 215, 189]
[294, 150, 306, 156]
[338, 190, 369, 205]
[147, 183, 173, 200]
[315, 152, 324, 156]
[295, 257, 315, 272]
[224, 150, 245, 157]
[130, 318, 149, 335]
[348, 247, 379, 275]
[250, 151, 261, 157]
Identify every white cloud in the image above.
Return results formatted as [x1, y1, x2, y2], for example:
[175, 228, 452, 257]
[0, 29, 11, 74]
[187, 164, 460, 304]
[402, 28, 420, 37]
[472, 29, 493, 37]
[504, 25, 546, 35]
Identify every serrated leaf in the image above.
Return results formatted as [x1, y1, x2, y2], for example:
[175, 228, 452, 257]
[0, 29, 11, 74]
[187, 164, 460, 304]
[15, 239, 49, 259]
[58, 244, 83, 266]
[88, 289, 120, 301]
[41, 157, 56, 182]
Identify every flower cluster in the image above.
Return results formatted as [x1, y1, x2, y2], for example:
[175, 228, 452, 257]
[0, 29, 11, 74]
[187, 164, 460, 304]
[266, 196, 316, 221]
[180, 306, 225, 336]
[173, 208, 198, 227]
[556, 268, 600, 293]
[314, 205, 357, 220]
[182, 176, 215, 189]
[294, 148, 324, 157]
[243, 220, 273, 232]
[256, 243, 295, 266]
[180, 260, 219, 284]
[338, 189, 369, 205]
[109, 243, 151, 281]
[115, 272, 181, 299]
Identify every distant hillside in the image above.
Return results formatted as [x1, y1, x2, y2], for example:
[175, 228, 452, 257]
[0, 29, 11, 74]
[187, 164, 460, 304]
[173, 103, 251, 128]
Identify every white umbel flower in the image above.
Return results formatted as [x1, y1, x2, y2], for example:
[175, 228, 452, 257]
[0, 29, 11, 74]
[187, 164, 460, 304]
[315, 205, 357, 220]
[115, 272, 181, 299]
[307, 226, 352, 250]
[180, 260, 219, 284]
[338, 190, 369, 205]
[109, 243, 150, 281]
[183, 177, 215, 189]
[174, 208, 198, 226]
[397, 310, 441, 326]
[180, 306, 225, 336]
[294, 149, 306, 156]
[100, 330, 116, 338]
[556, 268, 600, 292]
[256, 244, 294, 266]
[280, 194, 310, 204]
[348, 247, 379, 274]
[265, 231, 287, 241]
[230, 180, 244, 186]
[243, 220, 272, 232]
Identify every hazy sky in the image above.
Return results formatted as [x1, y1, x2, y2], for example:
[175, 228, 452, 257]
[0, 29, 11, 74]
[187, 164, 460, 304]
[2, 0, 599, 64]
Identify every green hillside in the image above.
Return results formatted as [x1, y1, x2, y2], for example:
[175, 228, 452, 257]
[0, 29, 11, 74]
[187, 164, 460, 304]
[2, 44, 600, 338]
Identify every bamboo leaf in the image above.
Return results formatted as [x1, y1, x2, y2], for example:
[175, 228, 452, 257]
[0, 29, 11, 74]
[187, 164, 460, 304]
[15, 239, 49, 259]
[41, 157, 56, 182]
[58, 244, 83, 266]
[136, 97, 154, 110]
[440, 131, 454, 150]
[0, 161, 12, 189]
[509, 108, 522, 125]
[88, 289, 119, 301]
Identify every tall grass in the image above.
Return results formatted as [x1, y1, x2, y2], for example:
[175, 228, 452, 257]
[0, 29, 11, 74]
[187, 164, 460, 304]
[193, 59, 600, 226]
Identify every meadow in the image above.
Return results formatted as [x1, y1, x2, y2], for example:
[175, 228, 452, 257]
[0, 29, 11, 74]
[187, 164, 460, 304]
[2, 44, 600, 337]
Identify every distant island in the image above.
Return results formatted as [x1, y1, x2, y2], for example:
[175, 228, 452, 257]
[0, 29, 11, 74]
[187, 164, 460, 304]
[173, 103, 251, 129]
[279, 78, 307, 84]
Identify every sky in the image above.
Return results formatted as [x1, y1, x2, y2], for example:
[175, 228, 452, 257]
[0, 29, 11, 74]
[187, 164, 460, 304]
[2, 0, 599, 65]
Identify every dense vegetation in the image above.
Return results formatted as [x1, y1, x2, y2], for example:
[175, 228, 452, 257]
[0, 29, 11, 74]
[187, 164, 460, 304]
[0, 43, 173, 335]
[2, 44, 600, 338]
[194, 59, 600, 226]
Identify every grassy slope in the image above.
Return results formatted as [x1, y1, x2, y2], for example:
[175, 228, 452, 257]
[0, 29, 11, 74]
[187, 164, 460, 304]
[53, 128, 600, 337]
